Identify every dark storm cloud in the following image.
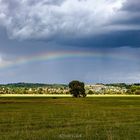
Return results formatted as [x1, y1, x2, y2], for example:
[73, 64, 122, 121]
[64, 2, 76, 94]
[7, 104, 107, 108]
[56, 30, 140, 48]
[0, 0, 139, 48]
[122, 0, 140, 12]
[111, 0, 140, 25]
[55, 0, 140, 48]
[0, 0, 140, 50]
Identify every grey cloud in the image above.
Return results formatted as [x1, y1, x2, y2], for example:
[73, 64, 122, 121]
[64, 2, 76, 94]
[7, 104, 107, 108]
[122, 0, 140, 12]
[0, 0, 140, 50]
[0, 0, 127, 40]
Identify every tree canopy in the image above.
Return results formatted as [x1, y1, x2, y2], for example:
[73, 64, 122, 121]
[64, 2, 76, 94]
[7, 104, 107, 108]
[69, 80, 86, 97]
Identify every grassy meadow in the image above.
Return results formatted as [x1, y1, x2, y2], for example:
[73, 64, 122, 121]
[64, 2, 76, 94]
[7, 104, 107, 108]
[0, 97, 139, 140]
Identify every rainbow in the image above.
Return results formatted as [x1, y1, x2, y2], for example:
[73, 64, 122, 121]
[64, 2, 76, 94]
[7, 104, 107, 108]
[0, 50, 138, 70]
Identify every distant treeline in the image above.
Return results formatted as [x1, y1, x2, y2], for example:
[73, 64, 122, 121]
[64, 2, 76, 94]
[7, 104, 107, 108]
[0, 82, 140, 95]
[105, 83, 140, 88]
[1, 82, 140, 89]
[0, 83, 68, 88]
[105, 83, 131, 88]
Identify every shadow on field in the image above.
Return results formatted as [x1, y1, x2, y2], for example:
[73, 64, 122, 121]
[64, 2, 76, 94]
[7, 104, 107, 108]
[51, 97, 58, 99]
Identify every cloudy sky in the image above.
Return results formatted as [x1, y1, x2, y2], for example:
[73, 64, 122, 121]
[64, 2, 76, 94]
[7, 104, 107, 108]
[0, 0, 140, 84]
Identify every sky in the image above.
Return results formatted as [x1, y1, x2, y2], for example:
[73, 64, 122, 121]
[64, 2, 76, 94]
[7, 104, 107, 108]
[0, 0, 140, 84]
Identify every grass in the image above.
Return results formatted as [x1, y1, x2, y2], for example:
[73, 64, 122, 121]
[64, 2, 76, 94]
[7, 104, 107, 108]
[0, 97, 139, 140]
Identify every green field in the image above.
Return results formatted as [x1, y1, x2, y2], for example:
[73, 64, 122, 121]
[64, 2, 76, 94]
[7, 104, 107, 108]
[0, 97, 139, 140]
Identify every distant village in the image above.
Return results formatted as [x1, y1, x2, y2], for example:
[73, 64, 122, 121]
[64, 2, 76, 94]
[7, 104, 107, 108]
[85, 84, 127, 94]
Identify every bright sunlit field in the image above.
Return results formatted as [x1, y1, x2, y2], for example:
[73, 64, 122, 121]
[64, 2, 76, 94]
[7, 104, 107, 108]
[0, 97, 139, 140]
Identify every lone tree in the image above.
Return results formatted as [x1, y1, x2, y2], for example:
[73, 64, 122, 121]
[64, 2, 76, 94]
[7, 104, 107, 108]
[69, 80, 86, 97]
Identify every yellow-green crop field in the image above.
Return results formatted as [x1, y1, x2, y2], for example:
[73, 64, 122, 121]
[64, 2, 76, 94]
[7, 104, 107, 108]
[0, 97, 139, 140]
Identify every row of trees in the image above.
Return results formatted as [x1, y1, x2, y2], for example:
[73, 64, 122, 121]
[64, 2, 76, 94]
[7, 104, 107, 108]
[1, 81, 140, 97]
[0, 80, 87, 98]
